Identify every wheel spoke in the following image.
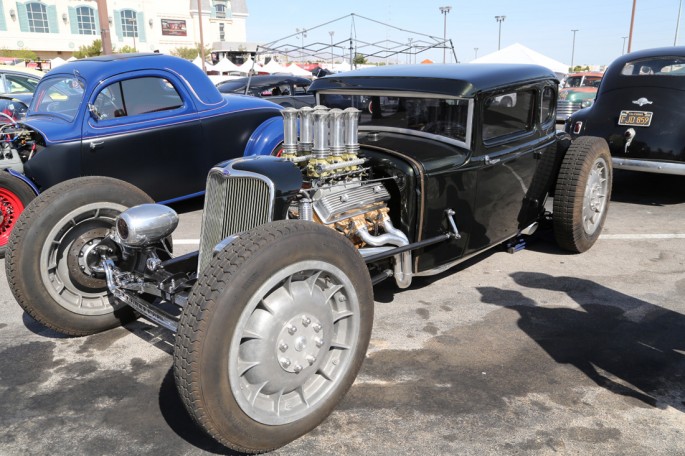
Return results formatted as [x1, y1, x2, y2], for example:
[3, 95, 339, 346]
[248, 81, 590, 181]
[333, 309, 354, 323]
[322, 284, 343, 303]
[304, 270, 323, 294]
[330, 340, 351, 350]
[237, 359, 260, 377]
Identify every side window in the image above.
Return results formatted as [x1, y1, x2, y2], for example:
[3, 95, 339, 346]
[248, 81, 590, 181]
[540, 86, 555, 125]
[482, 90, 535, 142]
[121, 77, 183, 116]
[6, 74, 40, 94]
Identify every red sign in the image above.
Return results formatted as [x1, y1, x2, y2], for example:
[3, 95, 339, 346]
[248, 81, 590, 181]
[161, 19, 187, 36]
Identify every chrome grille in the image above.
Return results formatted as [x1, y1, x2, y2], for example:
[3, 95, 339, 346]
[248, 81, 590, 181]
[198, 168, 272, 272]
[556, 100, 581, 120]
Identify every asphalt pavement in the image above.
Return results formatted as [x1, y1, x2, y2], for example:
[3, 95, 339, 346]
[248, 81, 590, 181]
[1, 169, 684, 455]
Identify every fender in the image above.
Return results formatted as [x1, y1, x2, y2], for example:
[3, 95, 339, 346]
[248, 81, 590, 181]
[5, 169, 40, 195]
[243, 116, 285, 157]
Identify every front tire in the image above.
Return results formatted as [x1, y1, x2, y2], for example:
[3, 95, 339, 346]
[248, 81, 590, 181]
[174, 221, 374, 453]
[6, 177, 155, 336]
[553, 136, 612, 253]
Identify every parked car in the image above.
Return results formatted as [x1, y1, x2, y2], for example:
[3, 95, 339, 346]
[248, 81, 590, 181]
[7, 64, 612, 453]
[216, 74, 315, 108]
[0, 64, 43, 97]
[566, 46, 685, 175]
[556, 71, 603, 121]
[0, 53, 284, 256]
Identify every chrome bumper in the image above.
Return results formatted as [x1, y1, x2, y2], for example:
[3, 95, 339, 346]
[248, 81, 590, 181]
[612, 157, 685, 175]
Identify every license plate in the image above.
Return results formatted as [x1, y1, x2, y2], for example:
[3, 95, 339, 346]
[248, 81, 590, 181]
[618, 110, 653, 127]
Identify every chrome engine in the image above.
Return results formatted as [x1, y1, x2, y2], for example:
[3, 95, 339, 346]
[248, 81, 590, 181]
[279, 105, 412, 288]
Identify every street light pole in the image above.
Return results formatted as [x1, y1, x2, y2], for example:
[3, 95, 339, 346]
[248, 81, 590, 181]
[329, 31, 335, 66]
[474, 47, 479, 59]
[675, 0, 683, 45]
[571, 29, 579, 70]
[439, 6, 452, 64]
[296, 28, 307, 62]
[622, 36, 628, 54]
[495, 16, 506, 50]
[127, 18, 137, 52]
[408, 37, 413, 64]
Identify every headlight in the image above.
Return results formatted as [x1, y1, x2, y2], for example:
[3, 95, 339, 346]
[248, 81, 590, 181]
[115, 204, 178, 247]
[581, 99, 594, 108]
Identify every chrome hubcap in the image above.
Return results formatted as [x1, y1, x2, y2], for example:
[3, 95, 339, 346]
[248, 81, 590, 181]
[229, 260, 360, 425]
[582, 157, 609, 235]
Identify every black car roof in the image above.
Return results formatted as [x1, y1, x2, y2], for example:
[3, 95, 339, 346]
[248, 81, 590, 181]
[310, 63, 557, 98]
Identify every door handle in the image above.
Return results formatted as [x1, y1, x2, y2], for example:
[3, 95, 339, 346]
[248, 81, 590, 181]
[484, 155, 500, 166]
[90, 141, 104, 150]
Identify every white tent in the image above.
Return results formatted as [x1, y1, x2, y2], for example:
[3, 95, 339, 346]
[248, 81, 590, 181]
[261, 59, 288, 74]
[286, 63, 311, 77]
[192, 55, 214, 71]
[238, 58, 262, 74]
[213, 57, 240, 74]
[66, 56, 77, 62]
[51, 56, 66, 68]
[470, 43, 569, 75]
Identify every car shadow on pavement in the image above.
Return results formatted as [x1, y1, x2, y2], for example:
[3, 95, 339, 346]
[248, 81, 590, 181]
[478, 272, 685, 411]
[611, 170, 685, 206]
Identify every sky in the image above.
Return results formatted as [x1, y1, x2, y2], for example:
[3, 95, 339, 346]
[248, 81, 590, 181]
[245, 0, 684, 68]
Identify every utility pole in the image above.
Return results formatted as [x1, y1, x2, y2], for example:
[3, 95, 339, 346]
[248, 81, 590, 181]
[93, 0, 112, 54]
[439, 6, 452, 64]
[197, 0, 206, 72]
[628, 0, 636, 53]
[495, 16, 506, 50]
[571, 29, 579, 70]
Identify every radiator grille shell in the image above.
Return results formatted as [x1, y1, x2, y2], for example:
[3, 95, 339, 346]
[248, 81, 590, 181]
[198, 164, 274, 272]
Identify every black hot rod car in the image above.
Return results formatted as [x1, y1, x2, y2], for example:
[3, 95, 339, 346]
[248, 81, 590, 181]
[6, 64, 612, 453]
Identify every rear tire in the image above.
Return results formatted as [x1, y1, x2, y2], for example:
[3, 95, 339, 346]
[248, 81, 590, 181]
[174, 220, 374, 453]
[0, 173, 36, 258]
[553, 136, 612, 253]
[6, 177, 155, 336]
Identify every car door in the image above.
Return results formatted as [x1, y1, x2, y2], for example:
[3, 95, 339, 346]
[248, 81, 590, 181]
[467, 86, 553, 252]
[81, 72, 206, 202]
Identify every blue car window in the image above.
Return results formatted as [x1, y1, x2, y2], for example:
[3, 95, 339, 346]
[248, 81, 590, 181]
[120, 77, 183, 116]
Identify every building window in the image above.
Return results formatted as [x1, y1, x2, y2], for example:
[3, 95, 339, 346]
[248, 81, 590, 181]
[219, 23, 225, 41]
[121, 10, 138, 37]
[215, 4, 226, 18]
[27, 2, 49, 33]
[77, 7, 96, 35]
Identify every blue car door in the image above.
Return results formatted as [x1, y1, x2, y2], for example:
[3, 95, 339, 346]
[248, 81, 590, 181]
[81, 72, 207, 202]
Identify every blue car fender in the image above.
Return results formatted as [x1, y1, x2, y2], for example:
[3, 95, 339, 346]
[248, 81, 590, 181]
[243, 116, 284, 157]
[5, 169, 40, 195]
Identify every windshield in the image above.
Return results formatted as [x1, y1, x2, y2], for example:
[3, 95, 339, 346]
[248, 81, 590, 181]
[564, 75, 601, 88]
[29, 75, 86, 122]
[319, 94, 470, 143]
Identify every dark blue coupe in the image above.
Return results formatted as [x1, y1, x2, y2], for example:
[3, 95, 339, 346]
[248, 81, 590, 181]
[0, 53, 284, 255]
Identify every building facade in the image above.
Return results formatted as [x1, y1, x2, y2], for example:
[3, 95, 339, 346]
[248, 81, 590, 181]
[0, 0, 248, 59]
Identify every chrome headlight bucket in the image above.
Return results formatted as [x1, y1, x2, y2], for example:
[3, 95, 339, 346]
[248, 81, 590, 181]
[115, 204, 178, 247]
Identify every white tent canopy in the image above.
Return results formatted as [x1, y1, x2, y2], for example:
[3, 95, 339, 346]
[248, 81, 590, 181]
[286, 63, 311, 77]
[192, 55, 214, 71]
[261, 59, 288, 74]
[51, 56, 66, 68]
[213, 57, 240, 73]
[238, 57, 262, 73]
[470, 43, 569, 75]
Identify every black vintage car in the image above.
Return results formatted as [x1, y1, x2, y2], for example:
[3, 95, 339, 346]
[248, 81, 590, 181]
[6, 64, 612, 453]
[216, 74, 315, 108]
[566, 46, 685, 175]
